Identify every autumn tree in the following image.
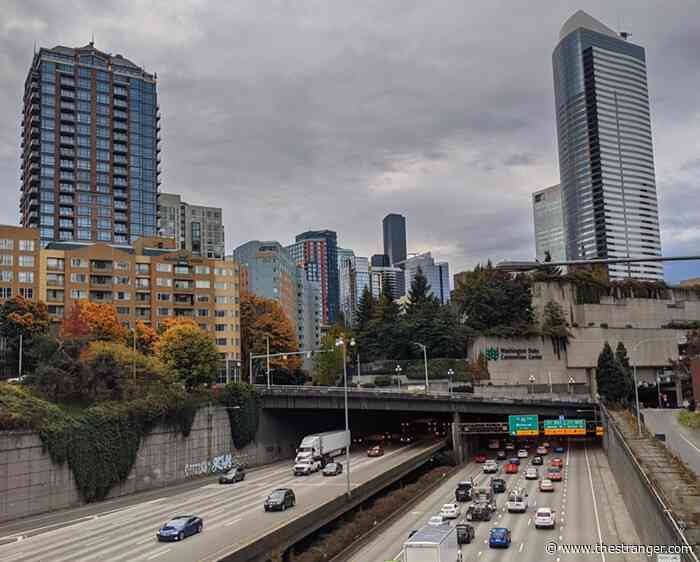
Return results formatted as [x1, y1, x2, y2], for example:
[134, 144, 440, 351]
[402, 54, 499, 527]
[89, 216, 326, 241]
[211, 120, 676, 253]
[0, 296, 51, 377]
[60, 302, 127, 344]
[156, 322, 219, 390]
[240, 293, 300, 382]
[312, 324, 346, 386]
[134, 321, 159, 354]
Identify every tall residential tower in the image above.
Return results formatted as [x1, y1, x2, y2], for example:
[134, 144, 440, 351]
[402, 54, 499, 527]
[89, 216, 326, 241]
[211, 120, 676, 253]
[553, 11, 662, 280]
[532, 184, 566, 263]
[21, 43, 160, 246]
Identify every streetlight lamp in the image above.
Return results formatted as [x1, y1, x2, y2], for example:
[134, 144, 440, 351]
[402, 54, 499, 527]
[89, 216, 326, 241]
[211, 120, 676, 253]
[447, 368, 455, 397]
[413, 342, 429, 393]
[528, 374, 536, 394]
[335, 336, 355, 498]
[395, 364, 402, 391]
[568, 376, 576, 395]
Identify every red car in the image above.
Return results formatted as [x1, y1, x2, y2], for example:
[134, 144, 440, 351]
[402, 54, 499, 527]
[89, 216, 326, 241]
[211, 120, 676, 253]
[504, 463, 518, 474]
[550, 458, 563, 468]
[546, 467, 563, 481]
[367, 445, 384, 457]
[474, 454, 488, 463]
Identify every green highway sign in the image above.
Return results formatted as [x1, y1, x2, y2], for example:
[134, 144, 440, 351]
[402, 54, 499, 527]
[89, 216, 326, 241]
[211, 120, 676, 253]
[544, 418, 586, 435]
[508, 415, 539, 436]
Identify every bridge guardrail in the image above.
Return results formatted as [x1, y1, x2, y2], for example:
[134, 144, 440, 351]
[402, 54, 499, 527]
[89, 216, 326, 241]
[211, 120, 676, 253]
[254, 384, 593, 404]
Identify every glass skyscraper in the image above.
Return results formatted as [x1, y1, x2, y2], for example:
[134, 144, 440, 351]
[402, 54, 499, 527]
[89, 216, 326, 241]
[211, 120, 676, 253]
[21, 43, 159, 246]
[532, 184, 566, 263]
[553, 11, 662, 280]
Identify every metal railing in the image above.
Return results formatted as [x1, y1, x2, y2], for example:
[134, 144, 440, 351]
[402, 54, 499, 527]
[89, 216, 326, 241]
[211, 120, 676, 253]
[255, 384, 593, 404]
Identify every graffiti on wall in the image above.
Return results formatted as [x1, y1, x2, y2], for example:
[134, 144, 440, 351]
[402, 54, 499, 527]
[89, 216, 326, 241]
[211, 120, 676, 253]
[184, 453, 233, 478]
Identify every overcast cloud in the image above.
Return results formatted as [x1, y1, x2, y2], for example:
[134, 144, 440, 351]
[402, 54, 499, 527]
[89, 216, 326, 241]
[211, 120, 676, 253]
[1, 0, 699, 282]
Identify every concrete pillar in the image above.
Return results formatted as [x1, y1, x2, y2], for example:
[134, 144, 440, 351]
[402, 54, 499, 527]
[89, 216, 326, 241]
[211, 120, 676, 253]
[452, 411, 465, 465]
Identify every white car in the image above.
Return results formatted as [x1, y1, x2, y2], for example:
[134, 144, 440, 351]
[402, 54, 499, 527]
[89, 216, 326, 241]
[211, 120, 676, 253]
[540, 478, 554, 492]
[506, 489, 528, 513]
[535, 507, 556, 529]
[525, 467, 538, 480]
[505, 443, 515, 451]
[428, 515, 448, 527]
[517, 449, 528, 458]
[440, 503, 461, 519]
[293, 460, 320, 476]
[483, 460, 499, 473]
[536, 446, 548, 455]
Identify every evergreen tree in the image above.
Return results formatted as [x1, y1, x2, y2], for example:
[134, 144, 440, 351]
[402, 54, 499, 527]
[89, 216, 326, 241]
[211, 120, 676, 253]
[615, 341, 635, 405]
[354, 286, 375, 332]
[596, 341, 628, 404]
[405, 267, 439, 317]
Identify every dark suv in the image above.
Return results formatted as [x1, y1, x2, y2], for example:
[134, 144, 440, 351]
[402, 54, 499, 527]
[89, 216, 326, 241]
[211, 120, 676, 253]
[490, 477, 506, 493]
[219, 467, 245, 484]
[264, 488, 296, 512]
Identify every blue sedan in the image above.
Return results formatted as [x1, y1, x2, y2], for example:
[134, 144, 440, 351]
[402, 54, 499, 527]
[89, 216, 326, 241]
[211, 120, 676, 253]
[489, 527, 511, 548]
[554, 445, 565, 453]
[156, 515, 203, 542]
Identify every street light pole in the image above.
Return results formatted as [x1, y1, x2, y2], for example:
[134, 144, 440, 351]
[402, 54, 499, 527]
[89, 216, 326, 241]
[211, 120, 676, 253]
[568, 376, 575, 395]
[413, 342, 429, 393]
[336, 336, 355, 499]
[528, 374, 536, 394]
[395, 364, 402, 391]
[447, 368, 454, 397]
[266, 335, 271, 389]
[18, 333, 23, 380]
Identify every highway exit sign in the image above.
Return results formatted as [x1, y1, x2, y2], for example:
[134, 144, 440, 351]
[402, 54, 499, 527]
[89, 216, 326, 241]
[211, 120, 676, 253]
[508, 415, 539, 436]
[544, 418, 586, 436]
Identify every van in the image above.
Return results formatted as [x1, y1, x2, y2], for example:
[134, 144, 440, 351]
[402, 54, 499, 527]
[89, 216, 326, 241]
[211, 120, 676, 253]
[506, 488, 528, 513]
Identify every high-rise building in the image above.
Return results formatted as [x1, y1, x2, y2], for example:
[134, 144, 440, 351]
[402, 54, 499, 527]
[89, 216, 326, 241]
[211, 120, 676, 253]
[354, 256, 370, 304]
[232, 241, 298, 329]
[296, 268, 322, 369]
[553, 11, 662, 280]
[159, 193, 224, 259]
[369, 265, 404, 301]
[21, 43, 160, 246]
[532, 184, 566, 263]
[404, 252, 450, 304]
[371, 254, 390, 268]
[383, 213, 407, 266]
[337, 247, 355, 324]
[287, 230, 339, 324]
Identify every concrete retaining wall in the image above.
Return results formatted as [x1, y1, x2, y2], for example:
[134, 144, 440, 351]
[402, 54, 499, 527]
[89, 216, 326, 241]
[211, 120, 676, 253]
[0, 407, 304, 524]
[601, 406, 698, 561]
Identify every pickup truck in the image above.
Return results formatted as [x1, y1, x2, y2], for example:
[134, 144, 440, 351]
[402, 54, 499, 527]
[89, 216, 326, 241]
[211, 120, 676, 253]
[293, 459, 320, 476]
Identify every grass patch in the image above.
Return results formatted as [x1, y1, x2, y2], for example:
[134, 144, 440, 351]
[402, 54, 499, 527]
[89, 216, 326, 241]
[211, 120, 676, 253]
[678, 410, 700, 430]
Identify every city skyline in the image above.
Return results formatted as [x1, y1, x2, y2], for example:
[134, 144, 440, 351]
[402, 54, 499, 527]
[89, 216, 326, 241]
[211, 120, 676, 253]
[1, 2, 699, 283]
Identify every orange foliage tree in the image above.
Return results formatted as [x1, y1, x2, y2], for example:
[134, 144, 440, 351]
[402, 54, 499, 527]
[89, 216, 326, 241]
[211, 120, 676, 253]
[60, 302, 127, 344]
[240, 293, 301, 380]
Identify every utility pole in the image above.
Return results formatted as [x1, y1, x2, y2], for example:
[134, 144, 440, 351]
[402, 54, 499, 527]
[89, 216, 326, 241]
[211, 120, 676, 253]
[266, 335, 271, 389]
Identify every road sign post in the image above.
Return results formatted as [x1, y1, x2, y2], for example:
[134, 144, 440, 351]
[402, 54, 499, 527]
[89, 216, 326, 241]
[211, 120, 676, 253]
[543, 418, 586, 436]
[508, 415, 539, 437]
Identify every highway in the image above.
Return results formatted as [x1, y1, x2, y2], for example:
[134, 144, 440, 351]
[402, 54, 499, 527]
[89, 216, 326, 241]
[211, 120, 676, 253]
[345, 440, 645, 562]
[643, 408, 700, 476]
[0, 441, 440, 562]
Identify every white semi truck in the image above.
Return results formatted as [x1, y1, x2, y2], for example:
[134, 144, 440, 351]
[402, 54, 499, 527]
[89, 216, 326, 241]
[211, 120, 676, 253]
[294, 430, 349, 467]
[403, 525, 459, 562]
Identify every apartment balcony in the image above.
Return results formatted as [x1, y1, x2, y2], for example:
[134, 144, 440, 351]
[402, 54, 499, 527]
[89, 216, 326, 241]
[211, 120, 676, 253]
[59, 136, 75, 146]
[174, 309, 195, 318]
[113, 110, 128, 121]
[61, 102, 76, 112]
[60, 112, 75, 122]
[113, 190, 128, 200]
[60, 78, 75, 89]
[27, 173, 40, 185]
[113, 142, 127, 154]
[113, 121, 128, 132]
[25, 210, 38, 223]
[90, 275, 112, 287]
[90, 261, 113, 272]
[28, 102, 40, 115]
[60, 89, 75, 100]
[113, 89, 128, 99]
[30, 127, 40, 138]
[89, 291, 112, 303]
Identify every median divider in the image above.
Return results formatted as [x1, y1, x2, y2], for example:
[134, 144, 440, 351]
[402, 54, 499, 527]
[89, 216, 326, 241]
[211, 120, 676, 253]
[327, 463, 461, 562]
[209, 441, 446, 562]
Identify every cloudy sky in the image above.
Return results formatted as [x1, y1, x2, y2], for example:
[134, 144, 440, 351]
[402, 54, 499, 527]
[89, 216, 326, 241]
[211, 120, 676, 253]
[1, 0, 698, 282]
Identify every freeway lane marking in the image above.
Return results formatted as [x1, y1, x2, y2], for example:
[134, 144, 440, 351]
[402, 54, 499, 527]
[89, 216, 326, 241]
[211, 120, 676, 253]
[225, 517, 242, 527]
[137, 536, 155, 545]
[527, 518, 532, 526]
[519, 542, 525, 552]
[676, 429, 700, 455]
[584, 442, 606, 562]
[146, 546, 171, 559]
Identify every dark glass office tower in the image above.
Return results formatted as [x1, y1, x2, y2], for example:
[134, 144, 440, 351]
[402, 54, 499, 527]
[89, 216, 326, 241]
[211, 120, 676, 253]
[553, 11, 662, 280]
[21, 43, 160, 246]
[382, 213, 407, 267]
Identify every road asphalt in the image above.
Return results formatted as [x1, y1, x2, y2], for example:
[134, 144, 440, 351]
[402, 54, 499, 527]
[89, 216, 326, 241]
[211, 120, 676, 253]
[345, 440, 645, 562]
[0, 441, 438, 562]
[643, 408, 700, 476]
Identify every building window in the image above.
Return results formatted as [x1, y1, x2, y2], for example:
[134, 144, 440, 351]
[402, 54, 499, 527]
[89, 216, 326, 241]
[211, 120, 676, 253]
[0, 255, 12, 266]
[114, 261, 130, 271]
[18, 255, 35, 267]
[195, 280, 210, 289]
[19, 240, 35, 252]
[18, 272, 34, 284]
[216, 338, 227, 346]
[158, 308, 171, 316]
[215, 324, 226, 332]
[136, 263, 150, 274]
[0, 287, 12, 298]
[215, 310, 226, 317]
[47, 273, 65, 286]
[197, 309, 209, 317]
[71, 258, 88, 268]
[46, 289, 64, 301]
[46, 257, 64, 270]
[195, 265, 210, 275]
[70, 273, 87, 283]
[47, 305, 64, 317]
[196, 295, 209, 303]
[71, 289, 88, 300]
[157, 293, 171, 301]
[114, 291, 131, 301]
[215, 296, 227, 304]
[19, 288, 33, 299]
[116, 306, 130, 315]
[156, 263, 172, 273]
[113, 275, 130, 285]
[135, 278, 150, 289]
[0, 239, 14, 250]
[156, 277, 172, 287]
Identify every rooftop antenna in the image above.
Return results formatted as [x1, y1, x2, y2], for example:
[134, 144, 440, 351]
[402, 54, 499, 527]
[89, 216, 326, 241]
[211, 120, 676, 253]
[617, 11, 631, 40]
[89, 32, 94, 47]
[33, 40, 37, 55]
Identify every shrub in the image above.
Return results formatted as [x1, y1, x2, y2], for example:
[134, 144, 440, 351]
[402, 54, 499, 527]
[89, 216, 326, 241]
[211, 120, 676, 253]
[678, 410, 700, 430]
[572, 322, 579, 328]
[217, 382, 260, 450]
[360, 383, 376, 389]
[600, 323, 609, 329]
[373, 375, 392, 387]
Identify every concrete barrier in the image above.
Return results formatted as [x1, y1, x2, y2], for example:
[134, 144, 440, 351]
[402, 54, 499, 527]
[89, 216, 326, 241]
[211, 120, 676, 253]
[210, 441, 446, 562]
[601, 405, 699, 561]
